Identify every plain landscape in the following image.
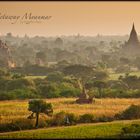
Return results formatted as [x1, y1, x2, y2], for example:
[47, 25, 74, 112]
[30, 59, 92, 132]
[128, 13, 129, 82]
[1, 3, 140, 138]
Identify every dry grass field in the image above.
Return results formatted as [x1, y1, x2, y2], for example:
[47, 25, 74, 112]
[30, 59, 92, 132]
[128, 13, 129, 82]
[0, 98, 140, 124]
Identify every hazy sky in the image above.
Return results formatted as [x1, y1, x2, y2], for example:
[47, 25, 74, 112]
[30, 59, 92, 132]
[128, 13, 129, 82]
[0, 1, 140, 37]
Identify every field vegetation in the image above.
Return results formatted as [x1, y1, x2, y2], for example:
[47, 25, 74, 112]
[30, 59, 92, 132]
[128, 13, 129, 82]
[0, 98, 140, 125]
[0, 119, 140, 139]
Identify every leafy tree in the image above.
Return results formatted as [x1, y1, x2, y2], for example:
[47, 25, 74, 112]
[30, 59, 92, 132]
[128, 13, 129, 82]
[120, 74, 140, 89]
[56, 60, 71, 71]
[120, 57, 130, 65]
[6, 78, 34, 91]
[39, 83, 60, 98]
[23, 65, 54, 76]
[134, 57, 140, 70]
[101, 54, 110, 64]
[54, 37, 63, 47]
[23, 60, 32, 67]
[46, 72, 64, 83]
[93, 80, 106, 98]
[97, 61, 106, 69]
[36, 51, 47, 62]
[28, 99, 53, 128]
[94, 70, 109, 81]
[107, 80, 129, 90]
[63, 64, 95, 95]
[0, 69, 11, 80]
[11, 73, 25, 79]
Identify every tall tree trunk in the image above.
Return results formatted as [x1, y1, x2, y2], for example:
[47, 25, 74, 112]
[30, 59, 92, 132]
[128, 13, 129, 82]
[35, 112, 39, 128]
[82, 86, 86, 94]
[77, 79, 83, 91]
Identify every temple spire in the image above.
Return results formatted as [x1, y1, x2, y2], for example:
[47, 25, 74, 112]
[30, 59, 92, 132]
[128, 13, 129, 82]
[128, 23, 139, 44]
[132, 22, 135, 30]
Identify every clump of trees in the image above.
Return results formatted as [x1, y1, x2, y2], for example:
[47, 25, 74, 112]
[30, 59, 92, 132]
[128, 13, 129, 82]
[1, 64, 140, 101]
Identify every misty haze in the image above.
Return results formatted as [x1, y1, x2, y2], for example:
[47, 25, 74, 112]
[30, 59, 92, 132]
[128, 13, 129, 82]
[0, 1, 140, 139]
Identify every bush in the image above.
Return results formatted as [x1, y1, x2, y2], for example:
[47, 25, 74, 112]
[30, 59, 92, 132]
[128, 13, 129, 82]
[121, 124, 140, 138]
[115, 104, 140, 120]
[65, 113, 78, 125]
[47, 111, 77, 126]
[0, 122, 21, 132]
[98, 115, 114, 122]
[11, 118, 35, 130]
[0, 91, 16, 100]
[79, 113, 96, 123]
[0, 118, 47, 132]
[48, 111, 66, 126]
[0, 119, 34, 132]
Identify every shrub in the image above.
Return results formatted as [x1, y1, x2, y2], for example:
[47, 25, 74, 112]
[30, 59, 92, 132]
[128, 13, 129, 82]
[47, 111, 77, 126]
[49, 111, 66, 126]
[0, 118, 47, 132]
[0, 91, 16, 100]
[11, 118, 35, 130]
[0, 122, 21, 132]
[65, 113, 78, 125]
[121, 124, 140, 138]
[98, 115, 114, 122]
[12, 73, 25, 79]
[115, 104, 140, 120]
[79, 113, 96, 123]
[0, 119, 34, 132]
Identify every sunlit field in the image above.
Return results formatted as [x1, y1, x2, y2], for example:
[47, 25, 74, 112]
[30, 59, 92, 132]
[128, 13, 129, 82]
[0, 98, 140, 124]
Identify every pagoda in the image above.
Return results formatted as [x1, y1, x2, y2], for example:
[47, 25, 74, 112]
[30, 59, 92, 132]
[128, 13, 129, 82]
[121, 23, 140, 56]
[0, 39, 15, 68]
[125, 23, 140, 48]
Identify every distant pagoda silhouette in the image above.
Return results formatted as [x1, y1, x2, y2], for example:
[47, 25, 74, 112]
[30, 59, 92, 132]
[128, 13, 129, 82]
[121, 23, 140, 56]
[0, 39, 15, 68]
[125, 23, 140, 48]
